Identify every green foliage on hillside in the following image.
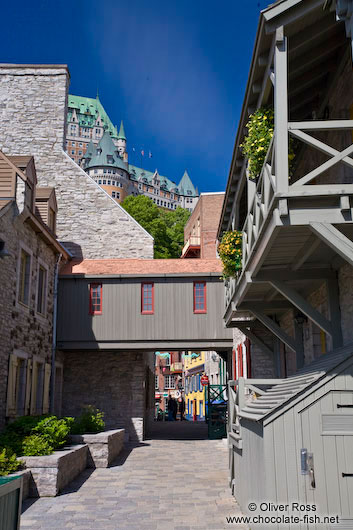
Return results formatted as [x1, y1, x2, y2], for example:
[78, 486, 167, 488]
[121, 195, 191, 259]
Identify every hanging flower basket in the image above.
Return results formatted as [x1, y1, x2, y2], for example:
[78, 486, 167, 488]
[218, 231, 243, 279]
[241, 107, 274, 181]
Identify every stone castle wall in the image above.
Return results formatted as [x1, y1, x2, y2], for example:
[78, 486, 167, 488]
[0, 65, 153, 260]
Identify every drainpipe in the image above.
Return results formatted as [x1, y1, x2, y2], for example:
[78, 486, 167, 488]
[50, 253, 62, 414]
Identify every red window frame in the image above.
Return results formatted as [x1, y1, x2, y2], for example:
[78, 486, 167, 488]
[193, 281, 207, 314]
[141, 282, 154, 314]
[237, 344, 244, 378]
[89, 283, 102, 315]
[245, 338, 251, 378]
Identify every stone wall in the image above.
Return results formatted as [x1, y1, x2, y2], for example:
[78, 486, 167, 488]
[0, 65, 153, 260]
[61, 351, 151, 441]
[0, 203, 57, 429]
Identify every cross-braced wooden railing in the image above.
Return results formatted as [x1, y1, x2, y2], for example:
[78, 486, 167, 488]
[288, 120, 353, 187]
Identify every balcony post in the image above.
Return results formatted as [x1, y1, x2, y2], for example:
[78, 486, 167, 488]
[274, 26, 289, 193]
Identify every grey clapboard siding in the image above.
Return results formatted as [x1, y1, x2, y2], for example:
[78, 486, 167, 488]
[57, 276, 233, 348]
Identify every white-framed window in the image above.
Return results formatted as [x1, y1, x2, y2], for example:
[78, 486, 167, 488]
[164, 375, 175, 389]
[155, 375, 159, 390]
[116, 192, 120, 199]
[71, 141, 75, 146]
[103, 180, 106, 185]
[17, 245, 32, 307]
[112, 191, 116, 198]
[36, 260, 48, 316]
[79, 143, 83, 147]
[98, 180, 102, 185]
[71, 150, 75, 155]
[78, 150, 82, 156]
[108, 180, 111, 185]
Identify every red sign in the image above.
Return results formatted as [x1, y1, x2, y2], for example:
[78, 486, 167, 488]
[201, 375, 209, 386]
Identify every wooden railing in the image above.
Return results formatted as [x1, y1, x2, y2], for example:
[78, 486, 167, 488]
[224, 120, 353, 315]
[228, 377, 284, 450]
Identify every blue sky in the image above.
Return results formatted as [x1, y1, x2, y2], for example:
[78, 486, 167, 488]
[2, 0, 269, 192]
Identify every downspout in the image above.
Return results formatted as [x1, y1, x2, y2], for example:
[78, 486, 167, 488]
[50, 253, 62, 414]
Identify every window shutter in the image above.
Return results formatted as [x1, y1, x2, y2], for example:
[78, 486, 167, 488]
[30, 361, 38, 415]
[6, 355, 18, 416]
[42, 363, 51, 414]
[24, 358, 32, 415]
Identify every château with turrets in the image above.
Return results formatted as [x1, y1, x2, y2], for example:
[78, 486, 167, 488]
[65, 94, 199, 211]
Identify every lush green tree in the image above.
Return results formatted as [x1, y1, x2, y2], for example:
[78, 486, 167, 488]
[121, 195, 191, 258]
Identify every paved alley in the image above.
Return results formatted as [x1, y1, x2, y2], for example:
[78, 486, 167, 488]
[20, 422, 246, 530]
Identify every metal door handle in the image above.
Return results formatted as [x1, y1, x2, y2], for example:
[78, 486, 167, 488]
[309, 467, 316, 488]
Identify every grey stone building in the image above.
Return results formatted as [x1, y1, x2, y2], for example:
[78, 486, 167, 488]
[0, 151, 69, 430]
[0, 64, 154, 261]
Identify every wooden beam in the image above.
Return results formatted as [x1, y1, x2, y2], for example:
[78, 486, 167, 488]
[310, 222, 353, 268]
[294, 143, 353, 186]
[254, 268, 336, 281]
[274, 27, 289, 193]
[269, 280, 333, 336]
[236, 326, 275, 359]
[288, 120, 353, 131]
[289, 129, 353, 170]
[292, 235, 321, 271]
[326, 277, 343, 349]
[251, 310, 297, 352]
[239, 301, 292, 311]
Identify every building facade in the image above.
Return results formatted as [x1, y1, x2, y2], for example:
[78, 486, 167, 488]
[182, 192, 225, 259]
[66, 94, 199, 210]
[218, 1, 353, 525]
[0, 151, 69, 430]
[154, 352, 183, 419]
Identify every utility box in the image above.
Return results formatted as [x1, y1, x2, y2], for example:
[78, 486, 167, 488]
[0, 475, 23, 530]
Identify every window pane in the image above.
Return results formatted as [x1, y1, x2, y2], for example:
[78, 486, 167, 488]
[37, 266, 46, 314]
[19, 250, 31, 305]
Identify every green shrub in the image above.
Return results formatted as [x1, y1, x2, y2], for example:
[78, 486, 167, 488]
[32, 416, 73, 450]
[5, 415, 47, 437]
[71, 406, 105, 435]
[0, 448, 22, 476]
[0, 431, 23, 456]
[22, 435, 53, 456]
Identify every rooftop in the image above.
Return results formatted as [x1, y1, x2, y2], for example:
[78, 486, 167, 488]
[60, 258, 223, 276]
[67, 94, 118, 138]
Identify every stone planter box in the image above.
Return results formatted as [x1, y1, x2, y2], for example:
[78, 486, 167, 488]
[69, 429, 124, 468]
[21, 444, 87, 497]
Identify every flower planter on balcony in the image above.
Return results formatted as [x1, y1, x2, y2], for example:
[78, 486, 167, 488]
[68, 429, 124, 468]
[21, 444, 88, 497]
[0, 475, 23, 529]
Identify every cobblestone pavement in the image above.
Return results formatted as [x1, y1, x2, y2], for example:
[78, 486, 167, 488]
[21, 422, 247, 530]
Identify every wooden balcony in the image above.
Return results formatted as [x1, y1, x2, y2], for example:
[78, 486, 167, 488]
[225, 119, 353, 339]
[181, 236, 200, 258]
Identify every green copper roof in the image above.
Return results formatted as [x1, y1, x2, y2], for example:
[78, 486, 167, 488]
[85, 131, 128, 172]
[67, 94, 118, 138]
[128, 165, 180, 193]
[118, 120, 126, 140]
[178, 170, 197, 197]
[83, 140, 95, 159]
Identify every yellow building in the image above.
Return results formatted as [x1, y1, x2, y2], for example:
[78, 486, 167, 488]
[184, 351, 207, 421]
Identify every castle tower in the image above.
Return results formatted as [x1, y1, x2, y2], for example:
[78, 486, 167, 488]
[117, 120, 127, 158]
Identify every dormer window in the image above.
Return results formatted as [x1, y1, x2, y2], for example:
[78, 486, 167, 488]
[107, 155, 114, 164]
